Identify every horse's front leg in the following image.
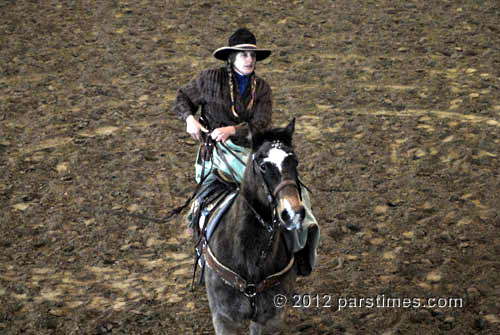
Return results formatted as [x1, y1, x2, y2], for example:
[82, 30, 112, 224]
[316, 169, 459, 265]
[211, 312, 243, 335]
[249, 309, 286, 335]
[205, 269, 244, 334]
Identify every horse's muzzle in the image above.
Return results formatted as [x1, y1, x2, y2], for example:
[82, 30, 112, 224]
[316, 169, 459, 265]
[279, 201, 305, 231]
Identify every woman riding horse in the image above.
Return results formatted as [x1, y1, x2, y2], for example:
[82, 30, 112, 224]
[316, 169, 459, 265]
[174, 28, 318, 276]
[204, 120, 306, 334]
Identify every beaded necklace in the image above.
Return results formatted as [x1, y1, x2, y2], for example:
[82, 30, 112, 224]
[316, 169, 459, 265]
[227, 63, 256, 118]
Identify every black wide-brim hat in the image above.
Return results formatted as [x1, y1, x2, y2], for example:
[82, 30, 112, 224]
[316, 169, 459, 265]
[213, 28, 271, 62]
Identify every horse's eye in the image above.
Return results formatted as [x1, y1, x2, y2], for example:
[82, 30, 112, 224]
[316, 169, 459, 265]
[259, 162, 267, 172]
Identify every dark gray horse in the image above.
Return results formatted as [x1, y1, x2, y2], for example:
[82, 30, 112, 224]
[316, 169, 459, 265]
[203, 119, 304, 334]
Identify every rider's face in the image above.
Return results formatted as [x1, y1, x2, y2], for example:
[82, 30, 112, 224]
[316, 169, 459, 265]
[232, 51, 256, 75]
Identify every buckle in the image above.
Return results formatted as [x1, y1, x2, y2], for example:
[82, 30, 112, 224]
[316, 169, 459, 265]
[244, 284, 257, 298]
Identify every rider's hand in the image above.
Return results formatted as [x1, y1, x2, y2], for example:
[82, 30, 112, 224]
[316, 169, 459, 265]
[186, 115, 208, 141]
[211, 126, 236, 143]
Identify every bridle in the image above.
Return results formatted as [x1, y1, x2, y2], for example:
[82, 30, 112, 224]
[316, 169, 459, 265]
[245, 140, 303, 234]
[214, 139, 301, 230]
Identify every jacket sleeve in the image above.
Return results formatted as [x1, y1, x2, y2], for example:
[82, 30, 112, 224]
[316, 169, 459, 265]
[173, 74, 204, 121]
[234, 80, 272, 139]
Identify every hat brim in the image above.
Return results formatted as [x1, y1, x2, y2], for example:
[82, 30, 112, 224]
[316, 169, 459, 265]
[213, 46, 271, 61]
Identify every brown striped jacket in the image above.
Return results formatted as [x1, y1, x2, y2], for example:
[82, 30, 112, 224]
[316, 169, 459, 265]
[174, 67, 272, 147]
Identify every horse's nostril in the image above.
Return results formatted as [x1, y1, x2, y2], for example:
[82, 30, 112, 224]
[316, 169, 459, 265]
[280, 206, 305, 226]
[280, 210, 291, 223]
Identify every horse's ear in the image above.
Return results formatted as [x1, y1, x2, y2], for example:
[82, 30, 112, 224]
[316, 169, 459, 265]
[248, 122, 261, 149]
[285, 117, 296, 137]
[248, 121, 257, 138]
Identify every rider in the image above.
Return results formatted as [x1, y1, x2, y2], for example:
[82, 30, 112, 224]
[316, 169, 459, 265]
[174, 28, 272, 180]
[174, 28, 272, 225]
[174, 28, 319, 276]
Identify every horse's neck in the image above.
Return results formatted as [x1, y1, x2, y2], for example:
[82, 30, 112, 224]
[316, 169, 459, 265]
[219, 195, 288, 279]
[235, 177, 275, 255]
[211, 165, 289, 279]
[238, 167, 272, 221]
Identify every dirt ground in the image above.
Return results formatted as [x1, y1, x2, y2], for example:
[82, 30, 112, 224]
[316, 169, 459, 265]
[1, 0, 499, 334]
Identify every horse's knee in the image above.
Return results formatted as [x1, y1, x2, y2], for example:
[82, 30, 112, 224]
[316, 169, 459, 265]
[249, 321, 262, 335]
[250, 311, 286, 335]
[212, 313, 242, 335]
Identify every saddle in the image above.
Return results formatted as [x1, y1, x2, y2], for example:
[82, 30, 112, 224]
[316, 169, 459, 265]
[190, 170, 239, 286]
[190, 170, 237, 233]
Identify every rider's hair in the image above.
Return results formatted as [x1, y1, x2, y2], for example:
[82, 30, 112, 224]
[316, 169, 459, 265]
[228, 51, 238, 66]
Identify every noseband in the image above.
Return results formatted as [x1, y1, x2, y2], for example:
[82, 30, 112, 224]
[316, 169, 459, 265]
[272, 179, 300, 198]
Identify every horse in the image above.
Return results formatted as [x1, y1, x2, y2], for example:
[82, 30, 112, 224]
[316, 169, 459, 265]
[201, 119, 305, 335]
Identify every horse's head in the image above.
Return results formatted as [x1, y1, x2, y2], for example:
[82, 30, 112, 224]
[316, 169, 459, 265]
[250, 118, 305, 231]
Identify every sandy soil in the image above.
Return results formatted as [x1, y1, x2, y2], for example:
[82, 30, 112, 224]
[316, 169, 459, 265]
[1, 0, 499, 334]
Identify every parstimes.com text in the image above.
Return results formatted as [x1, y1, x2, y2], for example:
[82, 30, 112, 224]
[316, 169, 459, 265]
[288, 294, 463, 310]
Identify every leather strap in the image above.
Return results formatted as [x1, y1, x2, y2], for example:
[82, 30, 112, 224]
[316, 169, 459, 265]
[272, 179, 300, 198]
[203, 242, 295, 295]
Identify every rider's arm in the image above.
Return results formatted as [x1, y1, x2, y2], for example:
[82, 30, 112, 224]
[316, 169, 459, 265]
[173, 72, 206, 122]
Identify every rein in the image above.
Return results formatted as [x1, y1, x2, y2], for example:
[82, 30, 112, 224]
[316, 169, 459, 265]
[216, 142, 276, 233]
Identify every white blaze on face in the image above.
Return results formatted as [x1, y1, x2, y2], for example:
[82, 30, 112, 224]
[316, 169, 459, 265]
[263, 147, 290, 172]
